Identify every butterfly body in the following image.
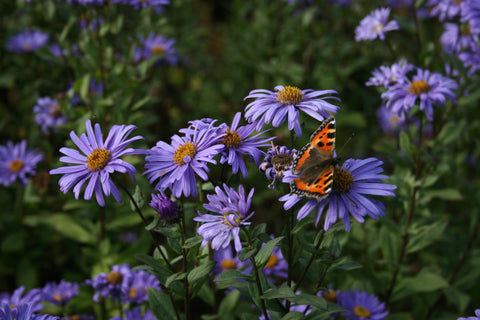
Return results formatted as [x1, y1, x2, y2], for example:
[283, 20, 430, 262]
[290, 116, 337, 200]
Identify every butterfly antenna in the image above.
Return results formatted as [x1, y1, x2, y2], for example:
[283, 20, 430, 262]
[338, 132, 355, 157]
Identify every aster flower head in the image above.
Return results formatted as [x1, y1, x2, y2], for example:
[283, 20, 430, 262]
[355, 7, 399, 41]
[381, 68, 458, 121]
[41, 280, 79, 305]
[461, 0, 480, 33]
[337, 288, 388, 320]
[244, 85, 339, 137]
[280, 158, 396, 231]
[259, 143, 298, 190]
[144, 121, 224, 198]
[219, 112, 275, 178]
[366, 60, 414, 88]
[149, 192, 180, 222]
[0, 287, 43, 312]
[1, 303, 59, 320]
[88, 264, 133, 302]
[0, 141, 43, 187]
[125, 270, 161, 304]
[440, 22, 479, 54]
[427, 0, 463, 21]
[459, 48, 480, 75]
[194, 184, 255, 252]
[6, 30, 49, 53]
[458, 309, 480, 320]
[33, 97, 68, 134]
[49, 119, 143, 207]
[213, 245, 246, 276]
[376, 105, 407, 135]
[124, 0, 169, 12]
[134, 32, 178, 66]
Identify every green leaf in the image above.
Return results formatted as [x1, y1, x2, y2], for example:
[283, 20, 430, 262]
[422, 189, 462, 201]
[261, 283, 296, 299]
[215, 269, 252, 282]
[135, 253, 172, 279]
[407, 220, 448, 253]
[399, 131, 414, 162]
[281, 312, 305, 320]
[292, 217, 312, 234]
[218, 290, 241, 316]
[156, 226, 181, 239]
[380, 224, 401, 263]
[79, 74, 91, 101]
[24, 214, 94, 244]
[289, 293, 327, 310]
[187, 260, 216, 285]
[148, 288, 176, 320]
[393, 269, 449, 300]
[329, 260, 363, 273]
[184, 235, 203, 249]
[132, 96, 151, 111]
[444, 287, 470, 313]
[239, 247, 257, 262]
[165, 272, 186, 288]
[129, 184, 145, 211]
[255, 236, 284, 268]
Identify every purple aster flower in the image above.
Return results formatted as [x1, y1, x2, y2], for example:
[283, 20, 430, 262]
[458, 309, 480, 320]
[366, 60, 414, 88]
[1, 303, 59, 320]
[461, 0, 480, 33]
[459, 48, 480, 75]
[259, 144, 298, 190]
[219, 112, 275, 178]
[0, 141, 43, 186]
[213, 245, 246, 276]
[0, 287, 43, 312]
[88, 264, 133, 302]
[123, 0, 169, 12]
[41, 280, 79, 305]
[194, 184, 255, 252]
[376, 105, 407, 135]
[355, 7, 400, 41]
[62, 315, 94, 320]
[6, 30, 49, 53]
[149, 192, 180, 222]
[441, 23, 479, 54]
[118, 232, 138, 244]
[337, 288, 388, 320]
[427, 0, 462, 21]
[134, 32, 178, 66]
[382, 68, 458, 121]
[125, 270, 161, 304]
[280, 158, 396, 231]
[49, 119, 143, 207]
[110, 307, 157, 320]
[144, 122, 224, 198]
[50, 44, 80, 58]
[244, 85, 339, 137]
[33, 97, 68, 134]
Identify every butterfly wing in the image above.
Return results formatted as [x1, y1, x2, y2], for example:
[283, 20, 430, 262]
[290, 117, 336, 200]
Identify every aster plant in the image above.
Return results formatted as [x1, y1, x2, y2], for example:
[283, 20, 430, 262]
[194, 184, 254, 252]
[0, 141, 43, 187]
[382, 68, 458, 121]
[244, 85, 340, 137]
[337, 288, 388, 320]
[458, 309, 480, 320]
[355, 7, 399, 41]
[144, 121, 224, 198]
[33, 97, 67, 134]
[41, 280, 79, 305]
[219, 112, 275, 178]
[280, 157, 396, 231]
[6, 30, 49, 53]
[134, 32, 178, 66]
[50, 119, 143, 207]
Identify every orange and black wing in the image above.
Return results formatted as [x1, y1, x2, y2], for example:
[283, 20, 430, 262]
[290, 117, 336, 200]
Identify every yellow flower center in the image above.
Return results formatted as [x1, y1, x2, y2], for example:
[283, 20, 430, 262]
[223, 211, 241, 228]
[389, 116, 400, 125]
[354, 305, 371, 318]
[87, 148, 111, 171]
[70, 315, 81, 320]
[106, 271, 123, 285]
[374, 23, 385, 34]
[129, 287, 146, 298]
[332, 166, 354, 193]
[453, 0, 463, 4]
[408, 80, 431, 95]
[461, 24, 472, 36]
[264, 254, 279, 269]
[220, 259, 237, 270]
[53, 293, 62, 302]
[223, 128, 242, 148]
[173, 141, 197, 165]
[48, 104, 62, 118]
[276, 86, 303, 105]
[151, 45, 165, 55]
[8, 159, 24, 172]
[322, 289, 337, 303]
[22, 43, 31, 51]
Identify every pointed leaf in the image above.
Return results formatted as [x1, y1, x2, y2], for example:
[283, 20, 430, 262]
[255, 236, 284, 268]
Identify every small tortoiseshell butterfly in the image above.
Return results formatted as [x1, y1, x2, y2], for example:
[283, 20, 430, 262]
[290, 116, 338, 201]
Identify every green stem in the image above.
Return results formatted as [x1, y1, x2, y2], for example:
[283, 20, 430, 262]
[179, 216, 191, 320]
[246, 231, 269, 320]
[285, 211, 294, 313]
[293, 229, 325, 292]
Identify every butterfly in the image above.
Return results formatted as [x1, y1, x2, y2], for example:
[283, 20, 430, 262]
[290, 116, 338, 201]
